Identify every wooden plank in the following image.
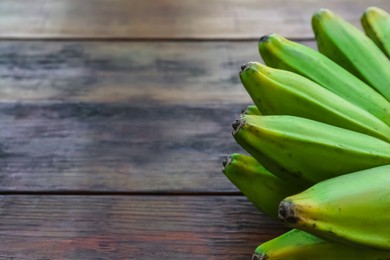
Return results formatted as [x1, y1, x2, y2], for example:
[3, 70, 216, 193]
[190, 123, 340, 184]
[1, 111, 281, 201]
[0, 195, 288, 259]
[0, 0, 389, 39]
[0, 101, 246, 192]
[0, 40, 314, 192]
[0, 40, 315, 103]
[0, 41, 260, 103]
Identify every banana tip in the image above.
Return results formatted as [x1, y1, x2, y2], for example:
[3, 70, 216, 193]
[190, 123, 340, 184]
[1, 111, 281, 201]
[259, 34, 271, 43]
[278, 200, 300, 225]
[241, 62, 253, 72]
[313, 8, 333, 20]
[232, 117, 245, 136]
[252, 253, 266, 260]
[364, 6, 386, 16]
[222, 155, 232, 169]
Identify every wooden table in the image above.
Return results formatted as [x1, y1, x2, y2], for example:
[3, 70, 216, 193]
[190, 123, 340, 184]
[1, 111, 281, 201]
[0, 1, 389, 259]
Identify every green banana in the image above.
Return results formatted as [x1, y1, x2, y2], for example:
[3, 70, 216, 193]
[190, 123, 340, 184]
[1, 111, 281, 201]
[232, 115, 390, 184]
[361, 7, 390, 58]
[239, 62, 390, 142]
[222, 153, 306, 219]
[312, 9, 390, 101]
[252, 229, 390, 260]
[258, 33, 390, 126]
[279, 164, 390, 250]
[242, 104, 261, 116]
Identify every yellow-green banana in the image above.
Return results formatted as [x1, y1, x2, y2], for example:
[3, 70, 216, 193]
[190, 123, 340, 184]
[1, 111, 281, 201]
[312, 9, 390, 101]
[222, 153, 306, 219]
[279, 165, 390, 250]
[239, 62, 390, 142]
[242, 104, 261, 116]
[252, 229, 390, 260]
[258, 33, 390, 126]
[361, 7, 390, 58]
[232, 115, 390, 184]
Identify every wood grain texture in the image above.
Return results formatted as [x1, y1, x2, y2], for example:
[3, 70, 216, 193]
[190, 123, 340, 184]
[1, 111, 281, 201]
[0, 41, 262, 103]
[0, 101, 246, 192]
[0, 40, 315, 103]
[1, 0, 390, 39]
[0, 195, 288, 259]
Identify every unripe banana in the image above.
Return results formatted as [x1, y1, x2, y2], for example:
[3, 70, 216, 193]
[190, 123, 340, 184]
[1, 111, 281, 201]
[222, 153, 306, 219]
[232, 115, 390, 184]
[242, 104, 261, 116]
[258, 33, 390, 126]
[239, 62, 390, 142]
[312, 9, 390, 101]
[279, 165, 390, 250]
[361, 7, 390, 58]
[252, 229, 390, 260]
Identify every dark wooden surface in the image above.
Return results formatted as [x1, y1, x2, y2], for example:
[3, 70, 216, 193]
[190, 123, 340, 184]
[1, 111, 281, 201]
[0, 196, 287, 259]
[0, 1, 388, 259]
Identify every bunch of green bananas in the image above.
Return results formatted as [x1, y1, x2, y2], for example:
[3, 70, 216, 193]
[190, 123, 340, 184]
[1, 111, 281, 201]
[222, 7, 390, 259]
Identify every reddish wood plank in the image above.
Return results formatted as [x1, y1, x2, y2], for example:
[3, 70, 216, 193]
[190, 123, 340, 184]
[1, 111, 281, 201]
[0, 0, 389, 39]
[0, 195, 288, 259]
